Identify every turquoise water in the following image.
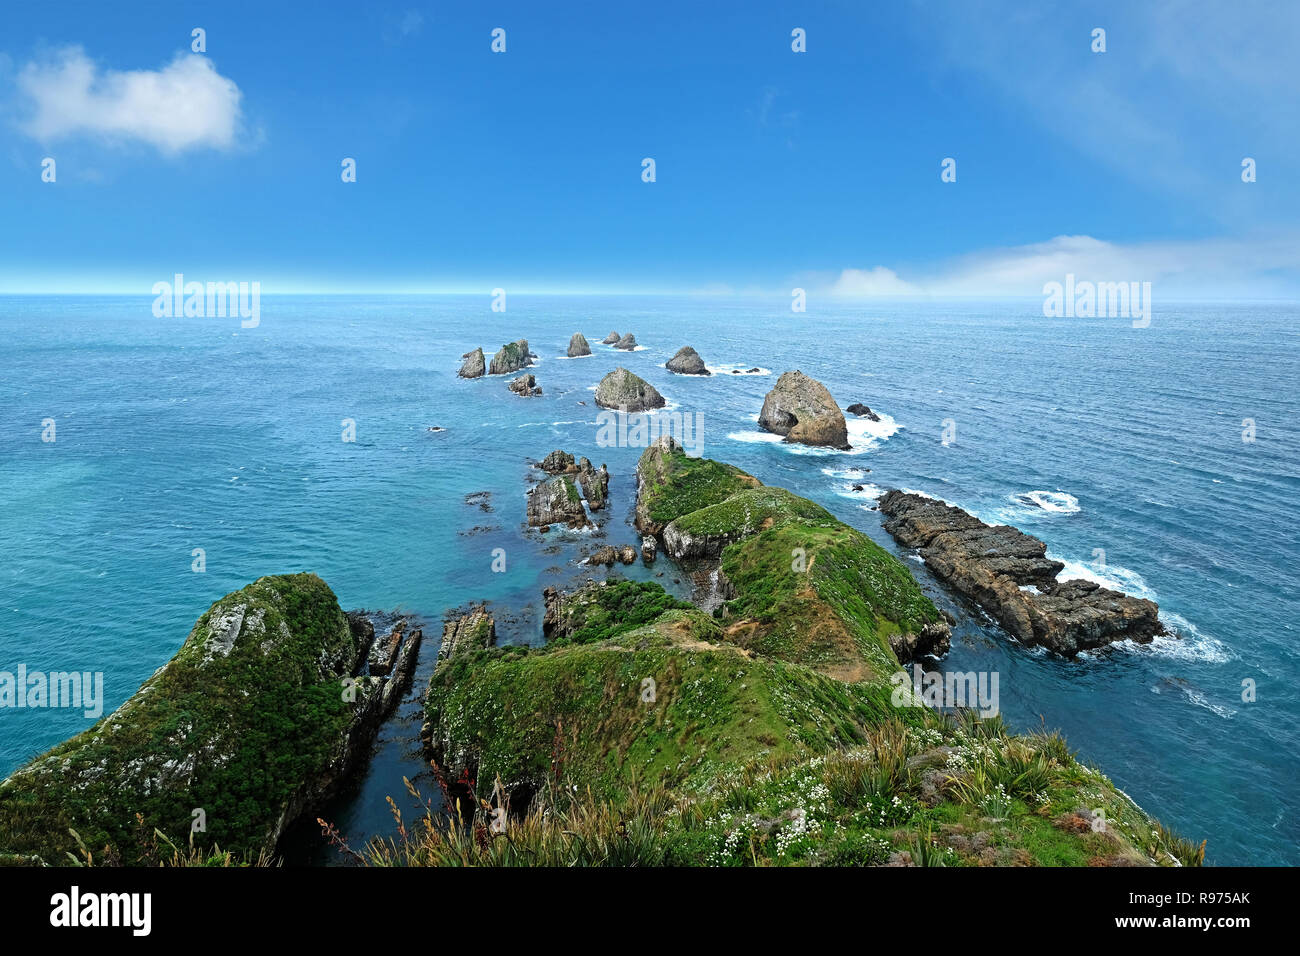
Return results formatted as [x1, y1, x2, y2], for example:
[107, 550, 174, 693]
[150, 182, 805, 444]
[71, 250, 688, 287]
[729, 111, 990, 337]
[1, 294, 1297, 865]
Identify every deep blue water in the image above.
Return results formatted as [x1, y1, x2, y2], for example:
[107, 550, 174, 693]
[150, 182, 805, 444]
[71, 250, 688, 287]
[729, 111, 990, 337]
[1, 294, 1297, 865]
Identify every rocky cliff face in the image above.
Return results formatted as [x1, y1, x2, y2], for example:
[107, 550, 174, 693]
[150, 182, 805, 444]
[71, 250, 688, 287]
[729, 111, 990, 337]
[877, 491, 1164, 655]
[567, 333, 592, 357]
[458, 347, 485, 378]
[758, 370, 849, 449]
[666, 345, 710, 375]
[0, 574, 421, 863]
[489, 339, 534, 375]
[594, 367, 665, 412]
[436, 606, 496, 664]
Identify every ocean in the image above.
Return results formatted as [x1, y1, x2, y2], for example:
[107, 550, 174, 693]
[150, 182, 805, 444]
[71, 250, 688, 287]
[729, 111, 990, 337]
[1, 294, 1297, 865]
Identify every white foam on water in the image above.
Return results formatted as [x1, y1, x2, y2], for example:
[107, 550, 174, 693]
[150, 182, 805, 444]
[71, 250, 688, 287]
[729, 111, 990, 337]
[728, 430, 784, 445]
[834, 481, 886, 501]
[706, 363, 771, 376]
[1010, 490, 1081, 514]
[554, 353, 595, 360]
[844, 410, 901, 451]
[1052, 556, 1157, 600]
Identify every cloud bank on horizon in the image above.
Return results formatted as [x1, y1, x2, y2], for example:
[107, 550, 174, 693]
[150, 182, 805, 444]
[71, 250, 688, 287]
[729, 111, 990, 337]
[0, 0, 1297, 298]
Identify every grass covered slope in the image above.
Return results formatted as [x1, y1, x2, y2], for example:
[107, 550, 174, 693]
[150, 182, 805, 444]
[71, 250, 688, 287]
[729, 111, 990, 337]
[643, 438, 948, 678]
[0, 573, 361, 864]
[415, 445, 1202, 866]
[424, 604, 913, 805]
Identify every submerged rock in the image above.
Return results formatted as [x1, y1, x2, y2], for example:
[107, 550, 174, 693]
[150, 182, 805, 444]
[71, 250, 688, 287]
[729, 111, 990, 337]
[458, 347, 485, 378]
[595, 367, 665, 412]
[489, 339, 534, 376]
[877, 491, 1164, 656]
[666, 346, 710, 375]
[567, 333, 592, 357]
[758, 370, 850, 450]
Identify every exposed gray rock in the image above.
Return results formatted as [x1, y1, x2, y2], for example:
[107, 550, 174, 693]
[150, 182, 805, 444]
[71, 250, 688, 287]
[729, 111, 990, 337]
[758, 370, 849, 449]
[602, 331, 620, 344]
[616, 332, 638, 350]
[877, 490, 1164, 656]
[666, 346, 710, 375]
[527, 474, 590, 529]
[641, 536, 657, 563]
[568, 333, 592, 357]
[595, 367, 665, 412]
[458, 347, 485, 378]
[846, 402, 881, 422]
[508, 373, 542, 396]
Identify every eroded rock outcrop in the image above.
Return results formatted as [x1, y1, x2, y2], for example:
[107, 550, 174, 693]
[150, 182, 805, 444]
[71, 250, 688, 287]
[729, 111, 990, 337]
[602, 331, 620, 344]
[666, 346, 710, 375]
[595, 367, 665, 412]
[459, 347, 485, 378]
[877, 491, 1164, 656]
[846, 402, 880, 422]
[567, 333, 592, 357]
[489, 340, 535, 376]
[527, 474, 590, 529]
[616, 332, 638, 350]
[436, 606, 496, 664]
[508, 373, 542, 396]
[759, 370, 849, 449]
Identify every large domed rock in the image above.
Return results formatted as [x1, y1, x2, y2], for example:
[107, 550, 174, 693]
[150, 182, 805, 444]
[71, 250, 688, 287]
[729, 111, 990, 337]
[758, 370, 849, 449]
[602, 331, 620, 344]
[666, 346, 709, 375]
[595, 367, 665, 412]
[616, 332, 638, 350]
[567, 333, 592, 357]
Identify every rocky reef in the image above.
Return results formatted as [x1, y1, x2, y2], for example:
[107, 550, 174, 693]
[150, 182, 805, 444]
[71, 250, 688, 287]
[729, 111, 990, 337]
[535, 449, 608, 511]
[877, 491, 1164, 655]
[594, 367, 665, 412]
[846, 402, 881, 422]
[666, 345, 709, 375]
[0, 574, 420, 864]
[759, 370, 850, 449]
[567, 333, 592, 357]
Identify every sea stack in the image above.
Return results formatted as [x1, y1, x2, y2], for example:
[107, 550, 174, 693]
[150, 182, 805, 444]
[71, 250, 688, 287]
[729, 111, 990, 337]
[595, 367, 665, 412]
[616, 332, 638, 350]
[666, 346, 710, 375]
[602, 332, 620, 345]
[489, 339, 534, 375]
[458, 347, 485, 378]
[567, 333, 592, 357]
[758, 370, 849, 450]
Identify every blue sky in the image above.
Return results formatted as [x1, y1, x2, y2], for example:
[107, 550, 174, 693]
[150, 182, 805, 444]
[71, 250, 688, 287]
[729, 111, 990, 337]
[1, 0, 1298, 297]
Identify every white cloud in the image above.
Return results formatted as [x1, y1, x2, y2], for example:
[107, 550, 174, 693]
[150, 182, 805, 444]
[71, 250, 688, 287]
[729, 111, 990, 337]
[823, 234, 1300, 299]
[16, 47, 244, 153]
[829, 266, 921, 297]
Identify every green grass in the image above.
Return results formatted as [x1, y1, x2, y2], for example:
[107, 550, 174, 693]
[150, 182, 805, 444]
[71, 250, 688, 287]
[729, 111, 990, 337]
[636, 443, 757, 529]
[0, 573, 359, 865]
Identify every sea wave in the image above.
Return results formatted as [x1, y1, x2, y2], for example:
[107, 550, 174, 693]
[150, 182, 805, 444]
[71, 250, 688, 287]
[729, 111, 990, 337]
[1052, 556, 1157, 600]
[706, 363, 771, 376]
[1010, 490, 1081, 514]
